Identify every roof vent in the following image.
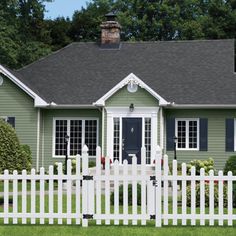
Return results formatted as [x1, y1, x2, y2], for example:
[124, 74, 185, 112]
[100, 12, 121, 49]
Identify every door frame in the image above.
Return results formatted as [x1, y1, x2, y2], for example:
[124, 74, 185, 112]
[106, 107, 159, 165]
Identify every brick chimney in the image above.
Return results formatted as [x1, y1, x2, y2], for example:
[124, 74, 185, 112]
[100, 12, 121, 48]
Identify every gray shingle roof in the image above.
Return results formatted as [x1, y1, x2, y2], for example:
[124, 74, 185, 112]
[15, 39, 236, 105]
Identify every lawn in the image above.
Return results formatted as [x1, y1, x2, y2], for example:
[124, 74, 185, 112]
[0, 224, 236, 236]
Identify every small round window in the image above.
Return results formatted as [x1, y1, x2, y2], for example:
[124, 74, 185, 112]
[127, 83, 138, 93]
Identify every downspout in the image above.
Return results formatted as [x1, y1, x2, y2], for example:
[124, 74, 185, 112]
[160, 107, 164, 152]
[36, 108, 41, 172]
[42, 111, 45, 168]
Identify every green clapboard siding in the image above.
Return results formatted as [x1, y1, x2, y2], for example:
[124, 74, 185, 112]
[0, 74, 38, 167]
[41, 109, 102, 167]
[106, 86, 158, 107]
[165, 109, 236, 170]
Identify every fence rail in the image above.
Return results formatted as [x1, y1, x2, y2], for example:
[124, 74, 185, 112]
[0, 145, 235, 227]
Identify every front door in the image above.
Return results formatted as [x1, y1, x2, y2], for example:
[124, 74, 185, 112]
[122, 118, 142, 164]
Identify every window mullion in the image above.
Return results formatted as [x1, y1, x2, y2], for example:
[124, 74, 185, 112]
[67, 119, 70, 156]
[82, 120, 85, 148]
[186, 121, 189, 149]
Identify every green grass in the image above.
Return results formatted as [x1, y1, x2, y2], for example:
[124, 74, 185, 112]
[0, 225, 236, 236]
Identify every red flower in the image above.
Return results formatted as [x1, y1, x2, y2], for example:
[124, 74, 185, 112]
[101, 157, 112, 169]
[153, 159, 164, 166]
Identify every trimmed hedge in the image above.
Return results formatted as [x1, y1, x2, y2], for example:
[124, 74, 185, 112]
[0, 119, 31, 173]
[224, 155, 236, 176]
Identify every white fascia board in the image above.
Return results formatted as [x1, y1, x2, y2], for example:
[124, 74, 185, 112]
[163, 104, 236, 109]
[0, 65, 48, 107]
[94, 73, 169, 106]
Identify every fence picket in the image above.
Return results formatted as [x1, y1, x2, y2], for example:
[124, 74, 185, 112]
[209, 170, 214, 226]
[163, 154, 169, 225]
[141, 147, 146, 226]
[123, 160, 128, 225]
[82, 145, 89, 227]
[75, 154, 81, 225]
[57, 163, 63, 225]
[218, 171, 223, 226]
[13, 170, 18, 224]
[30, 169, 36, 224]
[4, 170, 9, 224]
[114, 159, 119, 225]
[96, 147, 101, 225]
[227, 171, 233, 226]
[67, 160, 72, 225]
[105, 156, 110, 225]
[181, 163, 187, 226]
[40, 167, 45, 224]
[191, 166, 196, 226]
[132, 155, 137, 225]
[48, 165, 54, 224]
[155, 146, 162, 227]
[22, 170, 27, 224]
[200, 168, 205, 226]
[172, 160, 178, 225]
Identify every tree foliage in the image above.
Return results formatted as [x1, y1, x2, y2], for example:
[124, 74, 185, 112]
[0, 119, 32, 173]
[0, 0, 236, 69]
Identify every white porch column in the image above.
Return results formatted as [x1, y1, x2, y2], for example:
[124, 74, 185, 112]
[106, 112, 113, 159]
[151, 110, 158, 163]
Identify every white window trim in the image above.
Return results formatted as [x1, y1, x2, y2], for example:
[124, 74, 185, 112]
[106, 107, 159, 165]
[52, 117, 99, 158]
[0, 116, 8, 122]
[175, 118, 200, 151]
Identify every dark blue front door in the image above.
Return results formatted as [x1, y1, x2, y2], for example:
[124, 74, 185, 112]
[122, 118, 142, 164]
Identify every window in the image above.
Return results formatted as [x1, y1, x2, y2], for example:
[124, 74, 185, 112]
[113, 118, 120, 161]
[176, 119, 199, 150]
[0, 116, 15, 128]
[145, 118, 151, 164]
[54, 118, 98, 157]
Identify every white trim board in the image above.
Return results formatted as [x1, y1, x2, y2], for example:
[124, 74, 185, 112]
[94, 73, 169, 106]
[0, 64, 48, 107]
[106, 107, 159, 165]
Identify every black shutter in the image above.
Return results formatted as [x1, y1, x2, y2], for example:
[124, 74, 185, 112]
[226, 118, 234, 152]
[166, 118, 175, 151]
[199, 118, 208, 151]
[7, 117, 15, 128]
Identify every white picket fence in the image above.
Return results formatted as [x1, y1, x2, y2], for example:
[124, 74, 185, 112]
[0, 145, 235, 227]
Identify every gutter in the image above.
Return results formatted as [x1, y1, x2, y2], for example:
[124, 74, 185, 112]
[162, 104, 236, 109]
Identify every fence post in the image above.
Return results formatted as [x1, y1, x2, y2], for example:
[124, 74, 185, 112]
[155, 145, 162, 227]
[82, 145, 89, 227]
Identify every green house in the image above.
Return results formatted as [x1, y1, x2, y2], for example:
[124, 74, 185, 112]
[0, 16, 236, 171]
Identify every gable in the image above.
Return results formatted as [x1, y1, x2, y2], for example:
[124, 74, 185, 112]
[106, 86, 158, 107]
[94, 73, 168, 106]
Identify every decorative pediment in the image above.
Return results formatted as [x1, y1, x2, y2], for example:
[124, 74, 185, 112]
[94, 73, 169, 106]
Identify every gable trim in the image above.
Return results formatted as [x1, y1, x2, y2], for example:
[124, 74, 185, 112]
[93, 73, 169, 106]
[0, 65, 48, 107]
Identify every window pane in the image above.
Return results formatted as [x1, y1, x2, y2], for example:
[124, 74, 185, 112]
[85, 120, 97, 156]
[189, 121, 198, 148]
[55, 120, 67, 156]
[177, 120, 186, 148]
[70, 120, 82, 156]
[113, 118, 120, 161]
[145, 118, 151, 164]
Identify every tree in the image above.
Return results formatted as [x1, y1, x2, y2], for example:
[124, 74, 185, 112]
[0, 119, 31, 173]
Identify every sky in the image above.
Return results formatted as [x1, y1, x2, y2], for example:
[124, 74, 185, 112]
[44, 0, 90, 19]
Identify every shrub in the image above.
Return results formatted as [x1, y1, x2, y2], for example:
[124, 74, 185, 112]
[110, 184, 141, 205]
[186, 183, 228, 207]
[0, 119, 31, 173]
[53, 159, 96, 174]
[187, 158, 215, 175]
[224, 155, 236, 176]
